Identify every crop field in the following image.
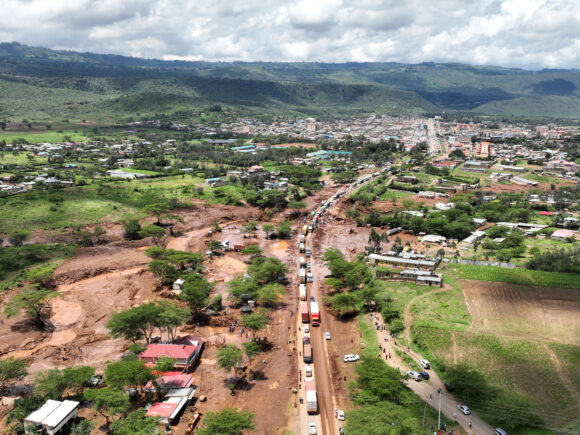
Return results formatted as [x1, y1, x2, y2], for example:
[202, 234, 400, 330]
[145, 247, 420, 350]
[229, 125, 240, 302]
[462, 280, 580, 345]
[452, 264, 580, 289]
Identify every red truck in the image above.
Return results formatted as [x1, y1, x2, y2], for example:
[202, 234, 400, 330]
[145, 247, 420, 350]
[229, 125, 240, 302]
[310, 301, 320, 326]
[300, 302, 309, 323]
[233, 244, 246, 251]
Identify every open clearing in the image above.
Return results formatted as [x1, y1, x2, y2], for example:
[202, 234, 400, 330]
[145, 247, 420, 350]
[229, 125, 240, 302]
[463, 280, 580, 345]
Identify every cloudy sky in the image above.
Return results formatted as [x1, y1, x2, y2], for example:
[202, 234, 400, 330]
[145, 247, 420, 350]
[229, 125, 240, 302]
[1, 0, 579, 69]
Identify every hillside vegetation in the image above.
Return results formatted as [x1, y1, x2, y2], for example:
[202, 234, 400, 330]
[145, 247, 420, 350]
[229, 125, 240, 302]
[2, 42, 580, 121]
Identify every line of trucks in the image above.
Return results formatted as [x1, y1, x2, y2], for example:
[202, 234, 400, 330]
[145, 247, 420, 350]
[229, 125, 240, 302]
[297, 169, 387, 418]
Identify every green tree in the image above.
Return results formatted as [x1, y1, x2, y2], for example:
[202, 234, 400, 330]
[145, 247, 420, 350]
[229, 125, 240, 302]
[71, 419, 95, 435]
[256, 283, 285, 307]
[4, 286, 57, 327]
[84, 388, 129, 423]
[288, 200, 306, 215]
[227, 276, 258, 305]
[322, 248, 344, 264]
[327, 292, 361, 317]
[104, 356, 153, 392]
[242, 341, 261, 375]
[8, 229, 30, 247]
[241, 245, 263, 258]
[276, 221, 292, 239]
[242, 312, 269, 338]
[148, 259, 179, 285]
[0, 357, 27, 390]
[346, 402, 420, 434]
[110, 409, 160, 435]
[107, 303, 161, 343]
[138, 225, 166, 246]
[247, 257, 287, 283]
[260, 190, 288, 210]
[35, 366, 95, 399]
[197, 408, 256, 435]
[262, 223, 275, 239]
[242, 222, 258, 236]
[179, 274, 215, 319]
[123, 218, 142, 240]
[216, 344, 244, 378]
[331, 170, 358, 184]
[142, 203, 171, 224]
[155, 300, 189, 342]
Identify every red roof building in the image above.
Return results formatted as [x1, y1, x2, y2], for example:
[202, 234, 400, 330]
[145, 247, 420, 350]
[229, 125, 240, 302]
[144, 374, 194, 392]
[139, 337, 204, 369]
[146, 402, 178, 418]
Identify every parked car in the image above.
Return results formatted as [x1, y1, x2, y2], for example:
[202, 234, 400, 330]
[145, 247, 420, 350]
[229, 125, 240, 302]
[307, 262, 311, 269]
[343, 354, 360, 362]
[419, 371, 430, 380]
[494, 429, 508, 435]
[458, 405, 471, 415]
[444, 382, 454, 392]
[337, 410, 345, 421]
[420, 359, 430, 369]
[407, 371, 422, 381]
[308, 422, 317, 434]
[325, 332, 331, 340]
[304, 326, 310, 333]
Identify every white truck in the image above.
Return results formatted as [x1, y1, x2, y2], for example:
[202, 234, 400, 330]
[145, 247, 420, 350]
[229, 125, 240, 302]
[299, 257, 306, 268]
[299, 268, 307, 284]
[299, 284, 307, 301]
[307, 272, 314, 283]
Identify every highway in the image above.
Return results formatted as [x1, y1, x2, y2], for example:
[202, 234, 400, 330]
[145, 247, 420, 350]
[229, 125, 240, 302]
[293, 167, 494, 434]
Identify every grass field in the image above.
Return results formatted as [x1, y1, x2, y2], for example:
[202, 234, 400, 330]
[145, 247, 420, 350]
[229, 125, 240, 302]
[0, 152, 49, 165]
[410, 274, 471, 332]
[413, 327, 580, 432]
[0, 175, 203, 232]
[0, 130, 93, 144]
[451, 264, 580, 289]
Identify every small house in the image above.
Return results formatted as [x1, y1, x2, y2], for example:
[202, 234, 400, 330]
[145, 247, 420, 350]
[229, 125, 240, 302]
[24, 400, 79, 435]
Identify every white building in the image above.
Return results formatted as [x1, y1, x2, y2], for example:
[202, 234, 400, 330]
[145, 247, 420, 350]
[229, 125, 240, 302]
[24, 400, 79, 435]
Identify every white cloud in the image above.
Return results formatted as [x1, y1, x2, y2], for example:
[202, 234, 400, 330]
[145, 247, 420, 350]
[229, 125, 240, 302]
[1, 0, 579, 69]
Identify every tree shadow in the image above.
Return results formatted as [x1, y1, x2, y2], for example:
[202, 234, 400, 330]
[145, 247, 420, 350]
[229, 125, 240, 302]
[10, 319, 45, 333]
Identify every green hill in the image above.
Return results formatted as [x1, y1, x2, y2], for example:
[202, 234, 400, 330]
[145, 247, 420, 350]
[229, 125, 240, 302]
[1, 42, 580, 121]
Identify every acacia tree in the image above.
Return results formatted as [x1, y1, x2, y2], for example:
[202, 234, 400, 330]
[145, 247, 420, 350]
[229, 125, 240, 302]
[216, 344, 243, 379]
[84, 388, 129, 424]
[155, 300, 189, 342]
[256, 283, 285, 307]
[197, 408, 256, 435]
[3, 286, 57, 327]
[0, 358, 27, 390]
[110, 409, 160, 435]
[35, 366, 95, 399]
[178, 275, 214, 320]
[242, 341, 260, 378]
[242, 312, 268, 339]
[138, 225, 166, 246]
[104, 356, 154, 394]
[142, 203, 171, 224]
[262, 224, 275, 239]
[148, 259, 179, 285]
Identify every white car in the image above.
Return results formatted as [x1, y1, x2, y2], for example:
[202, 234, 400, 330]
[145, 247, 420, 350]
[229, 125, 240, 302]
[458, 404, 471, 415]
[325, 332, 331, 340]
[420, 359, 430, 369]
[337, 410, 345, 421]
[308, 422, 317, 434]
[407, 371, 422, 381]
[343, 354, 360, 362]
[304, 326, 310, 333]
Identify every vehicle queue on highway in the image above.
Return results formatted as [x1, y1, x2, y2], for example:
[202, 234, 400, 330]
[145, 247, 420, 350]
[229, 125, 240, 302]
[295, 169, 386, 435]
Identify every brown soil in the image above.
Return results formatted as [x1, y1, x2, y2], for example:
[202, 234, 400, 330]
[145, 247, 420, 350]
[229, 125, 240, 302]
[462, 280, 580, 345]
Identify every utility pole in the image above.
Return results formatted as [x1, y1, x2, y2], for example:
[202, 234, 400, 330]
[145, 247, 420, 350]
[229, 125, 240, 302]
[437, 388, 442, 431]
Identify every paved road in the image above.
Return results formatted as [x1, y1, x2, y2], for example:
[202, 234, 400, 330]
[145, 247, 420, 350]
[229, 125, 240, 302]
[369, 313, 495, 435]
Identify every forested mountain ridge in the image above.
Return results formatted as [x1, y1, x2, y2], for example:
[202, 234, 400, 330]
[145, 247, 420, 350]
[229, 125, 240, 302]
[1, 42, 580, 121]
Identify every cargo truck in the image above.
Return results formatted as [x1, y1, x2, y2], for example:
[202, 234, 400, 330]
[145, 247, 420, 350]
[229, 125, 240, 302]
[302, 225, 308, 235]
[299, 268, 307, 284]
[299, 284, 307, 301]
[305, 380, 318, 414]
[300, 301, 309, 323]
[303, 337, 313, 363]
[299, 243, 305, 253]
[299, 257, 306, 267]
[299, 234, 305, 243]
[310, 301, 320, 326]
[307, 272, 314, 283]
